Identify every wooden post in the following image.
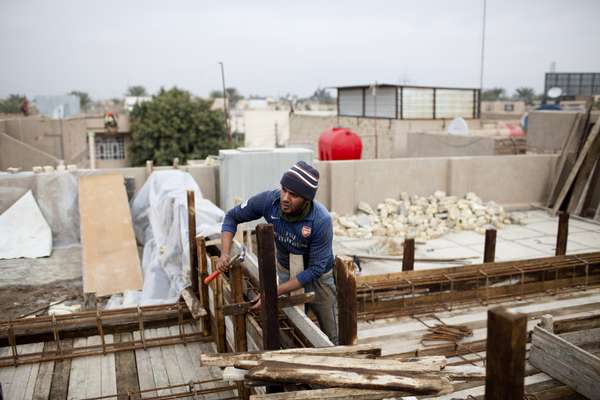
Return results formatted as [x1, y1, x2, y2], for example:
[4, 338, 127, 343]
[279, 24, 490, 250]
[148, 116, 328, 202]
[145, 160, 153, 178]
[230, 261, 247, 352]
[556, 212, 569, 256]
[255, 224, 283, 394]
[172, 157, 179, 169]
[485, 306, 527, 400]
[402, 238, 415, 272]
[210, 256, 227, 353]
[187, 191, 199, 297]
[196, 237, 211, 337]
[484, 228, 497, 263]
[335, 256, 357, 346]
[255, 224, 281, 350]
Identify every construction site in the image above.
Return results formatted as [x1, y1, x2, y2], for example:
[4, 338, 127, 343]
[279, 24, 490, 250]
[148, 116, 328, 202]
[2, 2, 600, 400]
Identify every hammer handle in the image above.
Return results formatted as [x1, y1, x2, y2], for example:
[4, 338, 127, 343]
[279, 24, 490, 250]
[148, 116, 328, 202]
[204, 270, 221, 285]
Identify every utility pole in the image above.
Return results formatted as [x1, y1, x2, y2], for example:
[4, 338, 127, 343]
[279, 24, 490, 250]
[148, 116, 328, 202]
[479, 0, 487, 91]
[219, 61, 232, 144]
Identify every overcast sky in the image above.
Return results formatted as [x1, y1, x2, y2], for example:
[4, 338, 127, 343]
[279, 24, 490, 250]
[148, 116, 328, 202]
[1, 0, 599, 100]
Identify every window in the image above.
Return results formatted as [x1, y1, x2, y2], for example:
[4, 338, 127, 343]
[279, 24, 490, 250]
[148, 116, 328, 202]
[504, 103, 514, 112]
[95, 135, 125, 160]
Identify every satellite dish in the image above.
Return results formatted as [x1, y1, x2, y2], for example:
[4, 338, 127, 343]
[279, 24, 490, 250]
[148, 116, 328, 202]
[547, 87, 562, 99]
[448, 117, 470, 136]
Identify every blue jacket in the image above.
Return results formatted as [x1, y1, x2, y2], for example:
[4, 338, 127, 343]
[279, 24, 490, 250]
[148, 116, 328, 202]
[222, 190, 334, 286]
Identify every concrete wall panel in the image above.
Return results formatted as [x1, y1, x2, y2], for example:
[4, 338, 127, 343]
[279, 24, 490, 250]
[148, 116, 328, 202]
[0, 132, 60, 170]
[527, 111, 578, 153]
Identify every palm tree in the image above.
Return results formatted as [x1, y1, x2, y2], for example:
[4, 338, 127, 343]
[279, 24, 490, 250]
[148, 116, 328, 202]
[513, 87, 536, 105]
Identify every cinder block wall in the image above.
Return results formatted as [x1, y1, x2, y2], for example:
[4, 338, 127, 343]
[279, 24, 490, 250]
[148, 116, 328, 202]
[288, 114, 483, 158]
[314, 154, 558, 214]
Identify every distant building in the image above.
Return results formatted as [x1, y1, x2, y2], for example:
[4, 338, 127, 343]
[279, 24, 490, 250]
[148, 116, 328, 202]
[481, 100, 526, 118]
[34, 95, 81, 119]
[544, 72, 600, 98]
[336, 84, 480, 120]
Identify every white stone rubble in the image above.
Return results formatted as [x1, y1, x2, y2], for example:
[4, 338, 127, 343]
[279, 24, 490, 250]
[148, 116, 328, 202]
[331, 191, 527, 242]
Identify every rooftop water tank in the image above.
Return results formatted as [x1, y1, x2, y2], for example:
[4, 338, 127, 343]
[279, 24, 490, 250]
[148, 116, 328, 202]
[318, 127, 362, 161]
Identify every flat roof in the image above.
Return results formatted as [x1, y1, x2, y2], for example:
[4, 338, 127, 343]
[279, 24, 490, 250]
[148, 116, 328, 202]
[333, 83, 479, 91]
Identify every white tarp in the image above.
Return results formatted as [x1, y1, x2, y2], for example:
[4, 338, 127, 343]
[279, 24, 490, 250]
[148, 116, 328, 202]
[107, 170, 224, 308]
[0, 190, 52, 259]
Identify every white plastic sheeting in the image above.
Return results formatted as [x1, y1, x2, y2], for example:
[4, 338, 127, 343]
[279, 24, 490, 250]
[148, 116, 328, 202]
[108, 170, 224, 308]
[0, 190, 52, 259]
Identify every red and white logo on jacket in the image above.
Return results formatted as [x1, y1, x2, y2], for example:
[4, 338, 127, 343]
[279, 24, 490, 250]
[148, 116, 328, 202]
[301, 225, 312, 238]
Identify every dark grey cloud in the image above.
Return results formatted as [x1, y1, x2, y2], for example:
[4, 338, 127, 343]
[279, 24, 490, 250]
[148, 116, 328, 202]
[1, 0, 599, 99]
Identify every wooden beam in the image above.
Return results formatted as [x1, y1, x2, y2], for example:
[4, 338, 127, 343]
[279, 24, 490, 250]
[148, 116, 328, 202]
[556, 212, 569, 256]
[179, 287, 207, 319]
[552, 116, 600, 215]
[484, 306, 527, 400]
[484, 228, 496, 263]
[201, 344, 382, 368]
[529, 326, 600, 400]
[114, 332, 140, 399]
[245, 360, 453, 394]
[567, 132, 600, 214]
[402, 238, 415, 272]
[335, 256, 357, 345]
[196, 236, 211, 336]
[187, 190, 199, 297]
[211, 256, 227, 353]
[222, 293, 315, 316]
[248, 387, 403, 400]
[231, 261, 248, 352]
[255, 224, 281, 351]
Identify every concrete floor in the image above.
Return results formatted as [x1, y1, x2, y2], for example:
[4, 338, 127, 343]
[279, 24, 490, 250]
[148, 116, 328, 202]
[0, 245, 82, 288]
[359, 210, 600, 276]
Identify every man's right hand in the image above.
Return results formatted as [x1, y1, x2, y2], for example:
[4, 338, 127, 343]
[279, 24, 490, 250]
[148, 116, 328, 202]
[216, 254, 231, 273]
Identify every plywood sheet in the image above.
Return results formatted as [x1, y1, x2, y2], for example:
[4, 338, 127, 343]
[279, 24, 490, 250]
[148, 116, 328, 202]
[79, 174, 142, 296]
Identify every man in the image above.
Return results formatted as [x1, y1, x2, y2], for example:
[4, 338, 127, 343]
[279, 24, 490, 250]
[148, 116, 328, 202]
[216, 161, 338, 344]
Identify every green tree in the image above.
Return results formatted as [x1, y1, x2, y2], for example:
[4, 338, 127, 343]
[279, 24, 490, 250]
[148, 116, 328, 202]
[0, 94, 26, 113]
[69, 90, 91, 111]
[310, 87, 335, 104]
[481, 87, 507, 101]
[129, 87, 228, 166]
[209, 87, 243, 106]
[513, 87, 536, 105]
[126, 85, 148, 97]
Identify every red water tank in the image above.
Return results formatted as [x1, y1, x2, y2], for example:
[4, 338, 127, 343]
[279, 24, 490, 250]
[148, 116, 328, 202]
[318, 127, 362, 161]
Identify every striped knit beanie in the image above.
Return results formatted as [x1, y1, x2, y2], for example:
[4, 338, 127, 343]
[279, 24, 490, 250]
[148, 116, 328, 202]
[280, 161, 319, 200]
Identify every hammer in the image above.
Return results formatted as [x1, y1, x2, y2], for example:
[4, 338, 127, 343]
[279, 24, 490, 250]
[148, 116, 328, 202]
[203, 246, 246, 284]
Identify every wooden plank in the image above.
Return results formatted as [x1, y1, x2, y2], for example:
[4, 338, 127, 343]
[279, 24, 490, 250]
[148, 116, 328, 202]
[231, 261, 248, 353]
[67, 337, 88, 400]
[249, 387, 403, 400]
[246, 360, 453, 394]
[101, 334, 117, 397]
[145, 329, 171, 397]
[85, 335, 103, 398]
[211, 258, 227, 353]
[558, 326, 600, 347]
[200, 344, 383, 367]
[289, 254, 305, 313]
[255, 224, 281, 351]
[484, 307, 527, 400]
[335, 256, 357, 346]
[484, 228, 496, 263]
[222, 293, 315, 316]
[157, 327, 186, 396]
[555, 212, 569, 256]
[547, 113, 583, 207]
[167, 326, 201, 388]
[197, 236, 212, 337]
[568, 132, 600, 214]
[48, 339, 73, 400]
[114, 332, 140, 400]
[187, 190, 200, 297]
[190, 325, 232, 400]
[132, 330, 157, 398]
[529, 326, 600, 400]
[8, 342, 43, 400]
[31, 342, 55, 400]
[180, 287, 208, 319]
[552, 116, 600, 215]
[79, 174, 143, 296]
